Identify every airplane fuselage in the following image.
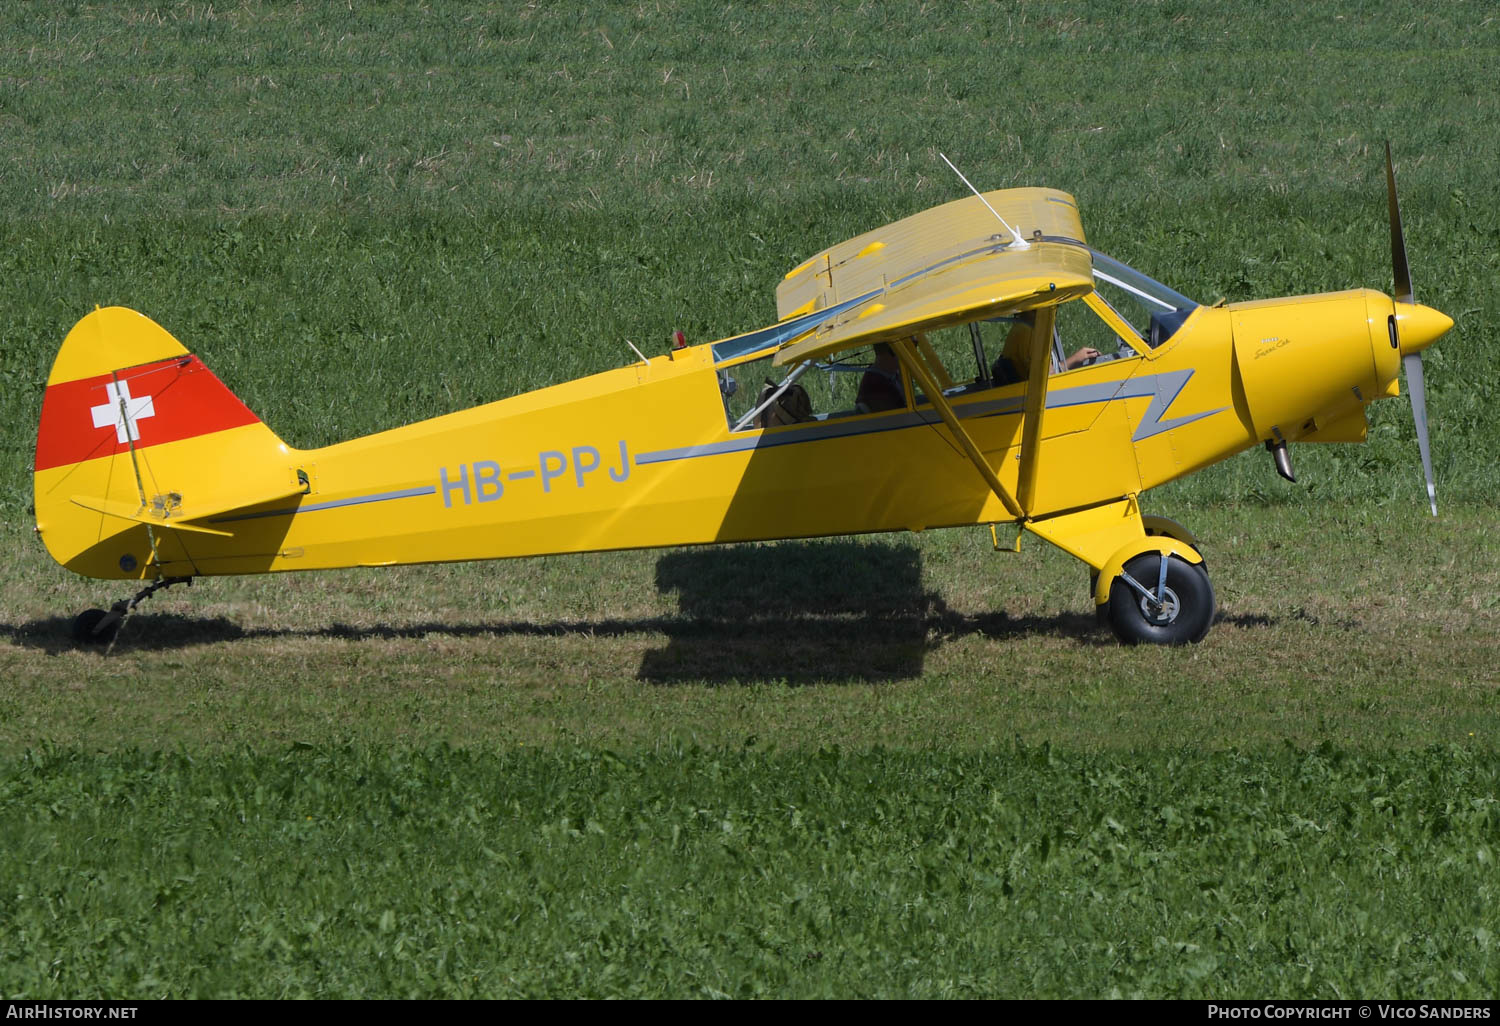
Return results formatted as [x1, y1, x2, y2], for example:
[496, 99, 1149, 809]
[35, 286, 1432, 583]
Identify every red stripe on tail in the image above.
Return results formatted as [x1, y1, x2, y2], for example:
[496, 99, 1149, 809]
[35, 355, 261, 472]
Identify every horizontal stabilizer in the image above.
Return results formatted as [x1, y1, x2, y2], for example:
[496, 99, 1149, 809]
[70, 482, 309, 537]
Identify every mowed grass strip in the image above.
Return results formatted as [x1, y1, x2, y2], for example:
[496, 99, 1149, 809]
[1, 742, 1496, 999]
[2, 504, 1496, 755]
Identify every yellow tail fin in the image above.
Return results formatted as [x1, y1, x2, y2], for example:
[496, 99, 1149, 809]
[34, 307, 300, 580]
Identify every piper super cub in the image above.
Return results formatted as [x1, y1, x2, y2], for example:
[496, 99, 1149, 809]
[34, 147, 1451, 646]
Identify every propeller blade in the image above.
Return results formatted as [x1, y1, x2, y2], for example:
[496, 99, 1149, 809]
[1386, 144, 1438, 515]
[1386, 141, 1415, 306]
[1403, 351, 1437, 516]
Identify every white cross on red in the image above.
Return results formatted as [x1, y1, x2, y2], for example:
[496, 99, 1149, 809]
[90, 380, 156, 444]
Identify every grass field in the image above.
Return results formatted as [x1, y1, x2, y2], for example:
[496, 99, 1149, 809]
[3, 744, 1497, 998]
[2, 0, 1498, 999]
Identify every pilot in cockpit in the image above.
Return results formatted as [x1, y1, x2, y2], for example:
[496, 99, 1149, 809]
[856, 343, 906, 412]
[990, 315, 1100, 385]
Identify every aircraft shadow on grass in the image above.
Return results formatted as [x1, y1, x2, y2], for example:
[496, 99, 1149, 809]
[643, 540, 1015, 683]
[3, 540, 1282, 681]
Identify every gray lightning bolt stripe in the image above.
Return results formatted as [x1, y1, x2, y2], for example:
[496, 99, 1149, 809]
[635, 369, 1224, 466]
[199, 372, 1227, 521]
[1129, 369, 1227, 440]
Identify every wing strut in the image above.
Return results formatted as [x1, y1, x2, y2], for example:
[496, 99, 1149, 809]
[891, 307, 1057, 521]
[1015, 307, 1056, 514]
[891, 340, 1024, 521]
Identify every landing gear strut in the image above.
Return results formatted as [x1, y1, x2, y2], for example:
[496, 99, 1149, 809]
[72, 576, 192, 645]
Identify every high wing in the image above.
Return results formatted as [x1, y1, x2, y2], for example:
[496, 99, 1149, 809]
[771, 186, 1093, 368]
[769, 186, 1095, 520]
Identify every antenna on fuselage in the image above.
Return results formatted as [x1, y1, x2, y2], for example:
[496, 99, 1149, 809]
[938, 152, 1030, 251]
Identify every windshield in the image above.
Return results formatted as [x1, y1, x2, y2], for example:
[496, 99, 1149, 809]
[1088, 249, 1198, 346]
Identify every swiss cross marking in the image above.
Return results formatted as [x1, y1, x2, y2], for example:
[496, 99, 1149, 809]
[90, 381, 156, 444]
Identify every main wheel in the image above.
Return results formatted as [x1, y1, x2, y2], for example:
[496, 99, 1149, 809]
[1106, 553, 1215, 646]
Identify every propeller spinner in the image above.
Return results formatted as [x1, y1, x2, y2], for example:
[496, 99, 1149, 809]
[1384, 142, 1451, 516]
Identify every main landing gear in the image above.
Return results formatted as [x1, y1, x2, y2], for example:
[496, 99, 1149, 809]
[72, 576, 192, 646]
[1028, 504, 1217, 645]
[1104, 552, 1215, 646]
[1087, 515, 1215, 646]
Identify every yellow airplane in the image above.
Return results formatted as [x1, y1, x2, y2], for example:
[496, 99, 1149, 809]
[34, 146, 1451, 646]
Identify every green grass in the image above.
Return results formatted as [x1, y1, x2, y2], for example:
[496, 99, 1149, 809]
[3, 743, 1497, 998]
[2, 0, 1499, 1000]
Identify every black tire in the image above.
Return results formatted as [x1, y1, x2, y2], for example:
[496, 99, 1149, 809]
[72, 608, 117, 645]
[1106, 553, 1215, 646]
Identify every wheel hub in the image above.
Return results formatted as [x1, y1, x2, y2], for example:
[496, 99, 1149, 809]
[1138, 585, 1180, 625]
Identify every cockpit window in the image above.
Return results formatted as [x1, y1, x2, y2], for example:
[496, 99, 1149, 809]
[1089, 249, 1199, 347]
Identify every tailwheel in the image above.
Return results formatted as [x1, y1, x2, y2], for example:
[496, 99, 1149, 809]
[1106, 552, 1215, 646]
[70, 576, 192, 648]
[72, 607, 120, 645]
